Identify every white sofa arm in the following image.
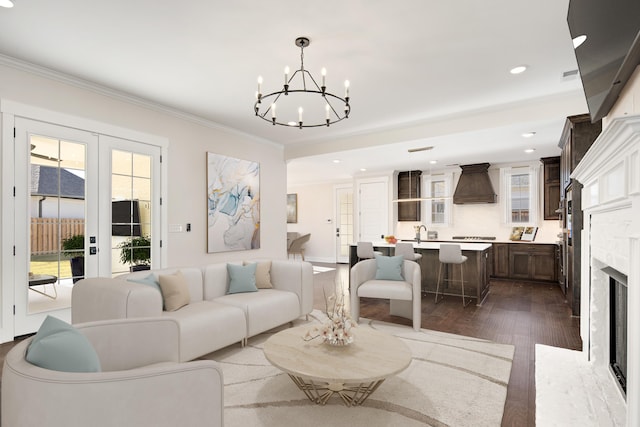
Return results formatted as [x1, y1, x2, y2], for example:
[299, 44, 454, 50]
[76, 317, 181, 370]
[2, 351, 223, 427]
[270, 260, 314, 315]
[72, 277, 162, 324]
[1, 317, 223, 427]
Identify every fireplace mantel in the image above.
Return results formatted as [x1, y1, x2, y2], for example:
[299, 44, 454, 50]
[573, 114, 640, 426]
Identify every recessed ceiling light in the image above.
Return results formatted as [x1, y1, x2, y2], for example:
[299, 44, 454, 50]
[510, 65, 527, 74]
[522, 132, 536, 138]
[360, 168, 367, 172]
[0, 0, 14, 8]
[572, 35, 587, 49]
[524, 148, 535, 153]
[332, 159, 341, 164]
[429, 160, 438, 164]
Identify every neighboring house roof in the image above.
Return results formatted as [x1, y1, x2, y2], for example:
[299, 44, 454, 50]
[31, 165, 85, 199]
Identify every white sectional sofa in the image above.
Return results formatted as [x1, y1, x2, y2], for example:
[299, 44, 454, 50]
[72, 259, 313, 362]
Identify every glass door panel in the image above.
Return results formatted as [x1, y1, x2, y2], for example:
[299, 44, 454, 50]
[110, 149, 153, 276]
[14, 118, 97, 336]
[335, 186, 353, 263]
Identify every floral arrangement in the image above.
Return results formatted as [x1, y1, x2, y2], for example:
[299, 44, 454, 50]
[305, 282, 355, 346]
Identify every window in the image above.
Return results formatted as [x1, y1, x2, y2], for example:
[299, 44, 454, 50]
[500, 166, 539, 225]
[423, 173, 453, 226]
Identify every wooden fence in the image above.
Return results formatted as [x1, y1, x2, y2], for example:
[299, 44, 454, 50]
[30, 218, 84, 255]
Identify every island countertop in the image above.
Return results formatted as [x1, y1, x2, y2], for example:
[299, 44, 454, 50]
[351, 241, 492, 251]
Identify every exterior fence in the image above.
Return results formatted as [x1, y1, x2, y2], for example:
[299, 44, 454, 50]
[30, 218, 84, 255]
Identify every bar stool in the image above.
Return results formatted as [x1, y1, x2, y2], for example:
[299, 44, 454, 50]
[394, 242, 423, 261]
[356, 242, 382, 262]
[435, 244, 471, 307]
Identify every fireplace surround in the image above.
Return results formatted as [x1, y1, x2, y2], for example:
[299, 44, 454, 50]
[573, 114, 640, 426]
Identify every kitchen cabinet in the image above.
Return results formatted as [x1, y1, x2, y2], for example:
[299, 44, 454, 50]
[397, 170, 421, 221]
[490, 243, 558, 282]
[541, 156, 560, 220]
[559, 114, 602, 315]
[509, 244, 557, 282]
[492, 243, 510, 278]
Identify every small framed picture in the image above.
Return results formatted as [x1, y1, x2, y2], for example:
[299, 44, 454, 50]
[509, 227, 524, 241]
[287, 193, 298, 223]
[520, 226, 538, 242]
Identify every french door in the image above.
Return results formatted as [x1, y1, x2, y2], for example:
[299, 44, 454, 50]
[334, 185, 353, 263]
[13, 118, 161, 336]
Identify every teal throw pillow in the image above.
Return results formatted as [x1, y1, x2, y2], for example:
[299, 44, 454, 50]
[26, 315, 101, 372]
[374, 254, 405, 281]
[128, 273, 162, 294]
[227, 263, 258, 294]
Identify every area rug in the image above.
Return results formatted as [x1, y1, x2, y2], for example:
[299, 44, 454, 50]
[201, 311, 514, 426]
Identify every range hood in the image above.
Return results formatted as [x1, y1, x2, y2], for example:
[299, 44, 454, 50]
[453, 163, 497, 204]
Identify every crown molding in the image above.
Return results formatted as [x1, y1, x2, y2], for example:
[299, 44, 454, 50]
[0, 53, 281, 149]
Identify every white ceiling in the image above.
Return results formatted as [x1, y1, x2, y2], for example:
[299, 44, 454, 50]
[0, 0, 588, 185]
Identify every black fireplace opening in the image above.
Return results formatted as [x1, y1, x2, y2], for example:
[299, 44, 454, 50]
[609, 272, 628, 396]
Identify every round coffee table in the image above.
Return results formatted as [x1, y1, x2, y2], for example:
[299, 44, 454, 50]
[263, 324, 411, 406]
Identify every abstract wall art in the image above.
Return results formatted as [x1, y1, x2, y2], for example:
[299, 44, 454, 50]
[207, 153, 260, 253]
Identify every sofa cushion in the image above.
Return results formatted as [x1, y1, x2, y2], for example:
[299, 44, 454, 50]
[26, 315, 101, 372]
[244, 260, 272, 289]
[374, 254, 405, 281]
[128, 273, 162, 294]
[227, 263, 258, 294]
[158, 271, 191, 311]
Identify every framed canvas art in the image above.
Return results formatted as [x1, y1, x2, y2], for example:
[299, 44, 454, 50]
[287, 193, 298, 223]
[207, 153, 260, 253]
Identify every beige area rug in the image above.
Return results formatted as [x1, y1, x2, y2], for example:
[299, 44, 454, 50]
[201, 310, 515, 427]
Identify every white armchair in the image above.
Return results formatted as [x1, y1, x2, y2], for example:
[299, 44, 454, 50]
[350, 258, 422, 331]
[2, 317, 223, 427]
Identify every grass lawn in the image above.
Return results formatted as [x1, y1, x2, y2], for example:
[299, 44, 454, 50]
[30, 253, 72, 278]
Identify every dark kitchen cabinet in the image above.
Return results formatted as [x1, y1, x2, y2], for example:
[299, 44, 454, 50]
[491, 242, 557, 282]
[397, 170, 421, 221]
[559, 114, 602, 315]
[492, 243, 510, 278]
[508, 244, 557, 282]
[541, 156, 560, 220]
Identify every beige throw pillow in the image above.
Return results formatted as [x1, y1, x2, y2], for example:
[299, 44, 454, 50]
[158, 270, 190, 312]
[244, 260, 272, 288]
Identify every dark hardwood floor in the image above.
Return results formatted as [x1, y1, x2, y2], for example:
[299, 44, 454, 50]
[314, 263, 582, 427]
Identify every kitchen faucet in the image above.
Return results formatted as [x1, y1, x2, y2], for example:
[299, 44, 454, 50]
[415, 225, 427, 243]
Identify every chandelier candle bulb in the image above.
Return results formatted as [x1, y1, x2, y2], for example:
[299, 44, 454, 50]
[284, 66, 290, 85]
[345, 80, 350, 97]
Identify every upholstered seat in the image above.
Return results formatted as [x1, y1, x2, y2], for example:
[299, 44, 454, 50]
[1, 317, 223, 427]
[350, 258, 422, 331]
[287, 233, 311, 260]
[356, 241, 383, 261]
[435, 244, 470, 307]
[394, 242, 423, 261]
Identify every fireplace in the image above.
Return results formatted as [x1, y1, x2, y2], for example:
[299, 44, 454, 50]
[606, 268, 628, 395]
[572, 112, 640, 425]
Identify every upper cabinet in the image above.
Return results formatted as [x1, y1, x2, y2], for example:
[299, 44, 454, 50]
[397, 170, 421, 221]
[541, 156, 560, 220]
[559, 114, 603, 192]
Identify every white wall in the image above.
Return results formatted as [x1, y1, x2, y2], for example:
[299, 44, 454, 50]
[0, 62, 288, 339]
[288, 162, 562, 262]
[286, 182, 338, 263]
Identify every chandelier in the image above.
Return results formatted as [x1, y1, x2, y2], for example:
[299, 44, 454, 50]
[254, 37, 351, 128]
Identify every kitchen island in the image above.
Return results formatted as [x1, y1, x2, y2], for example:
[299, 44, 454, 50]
[349, 241, 492, 305]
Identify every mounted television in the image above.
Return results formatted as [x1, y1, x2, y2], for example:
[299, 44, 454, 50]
[112, 200, 141, 236]
[567, 0, 640, 122]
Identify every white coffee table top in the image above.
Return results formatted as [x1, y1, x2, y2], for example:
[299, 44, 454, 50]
[264, 324, 412, 384]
